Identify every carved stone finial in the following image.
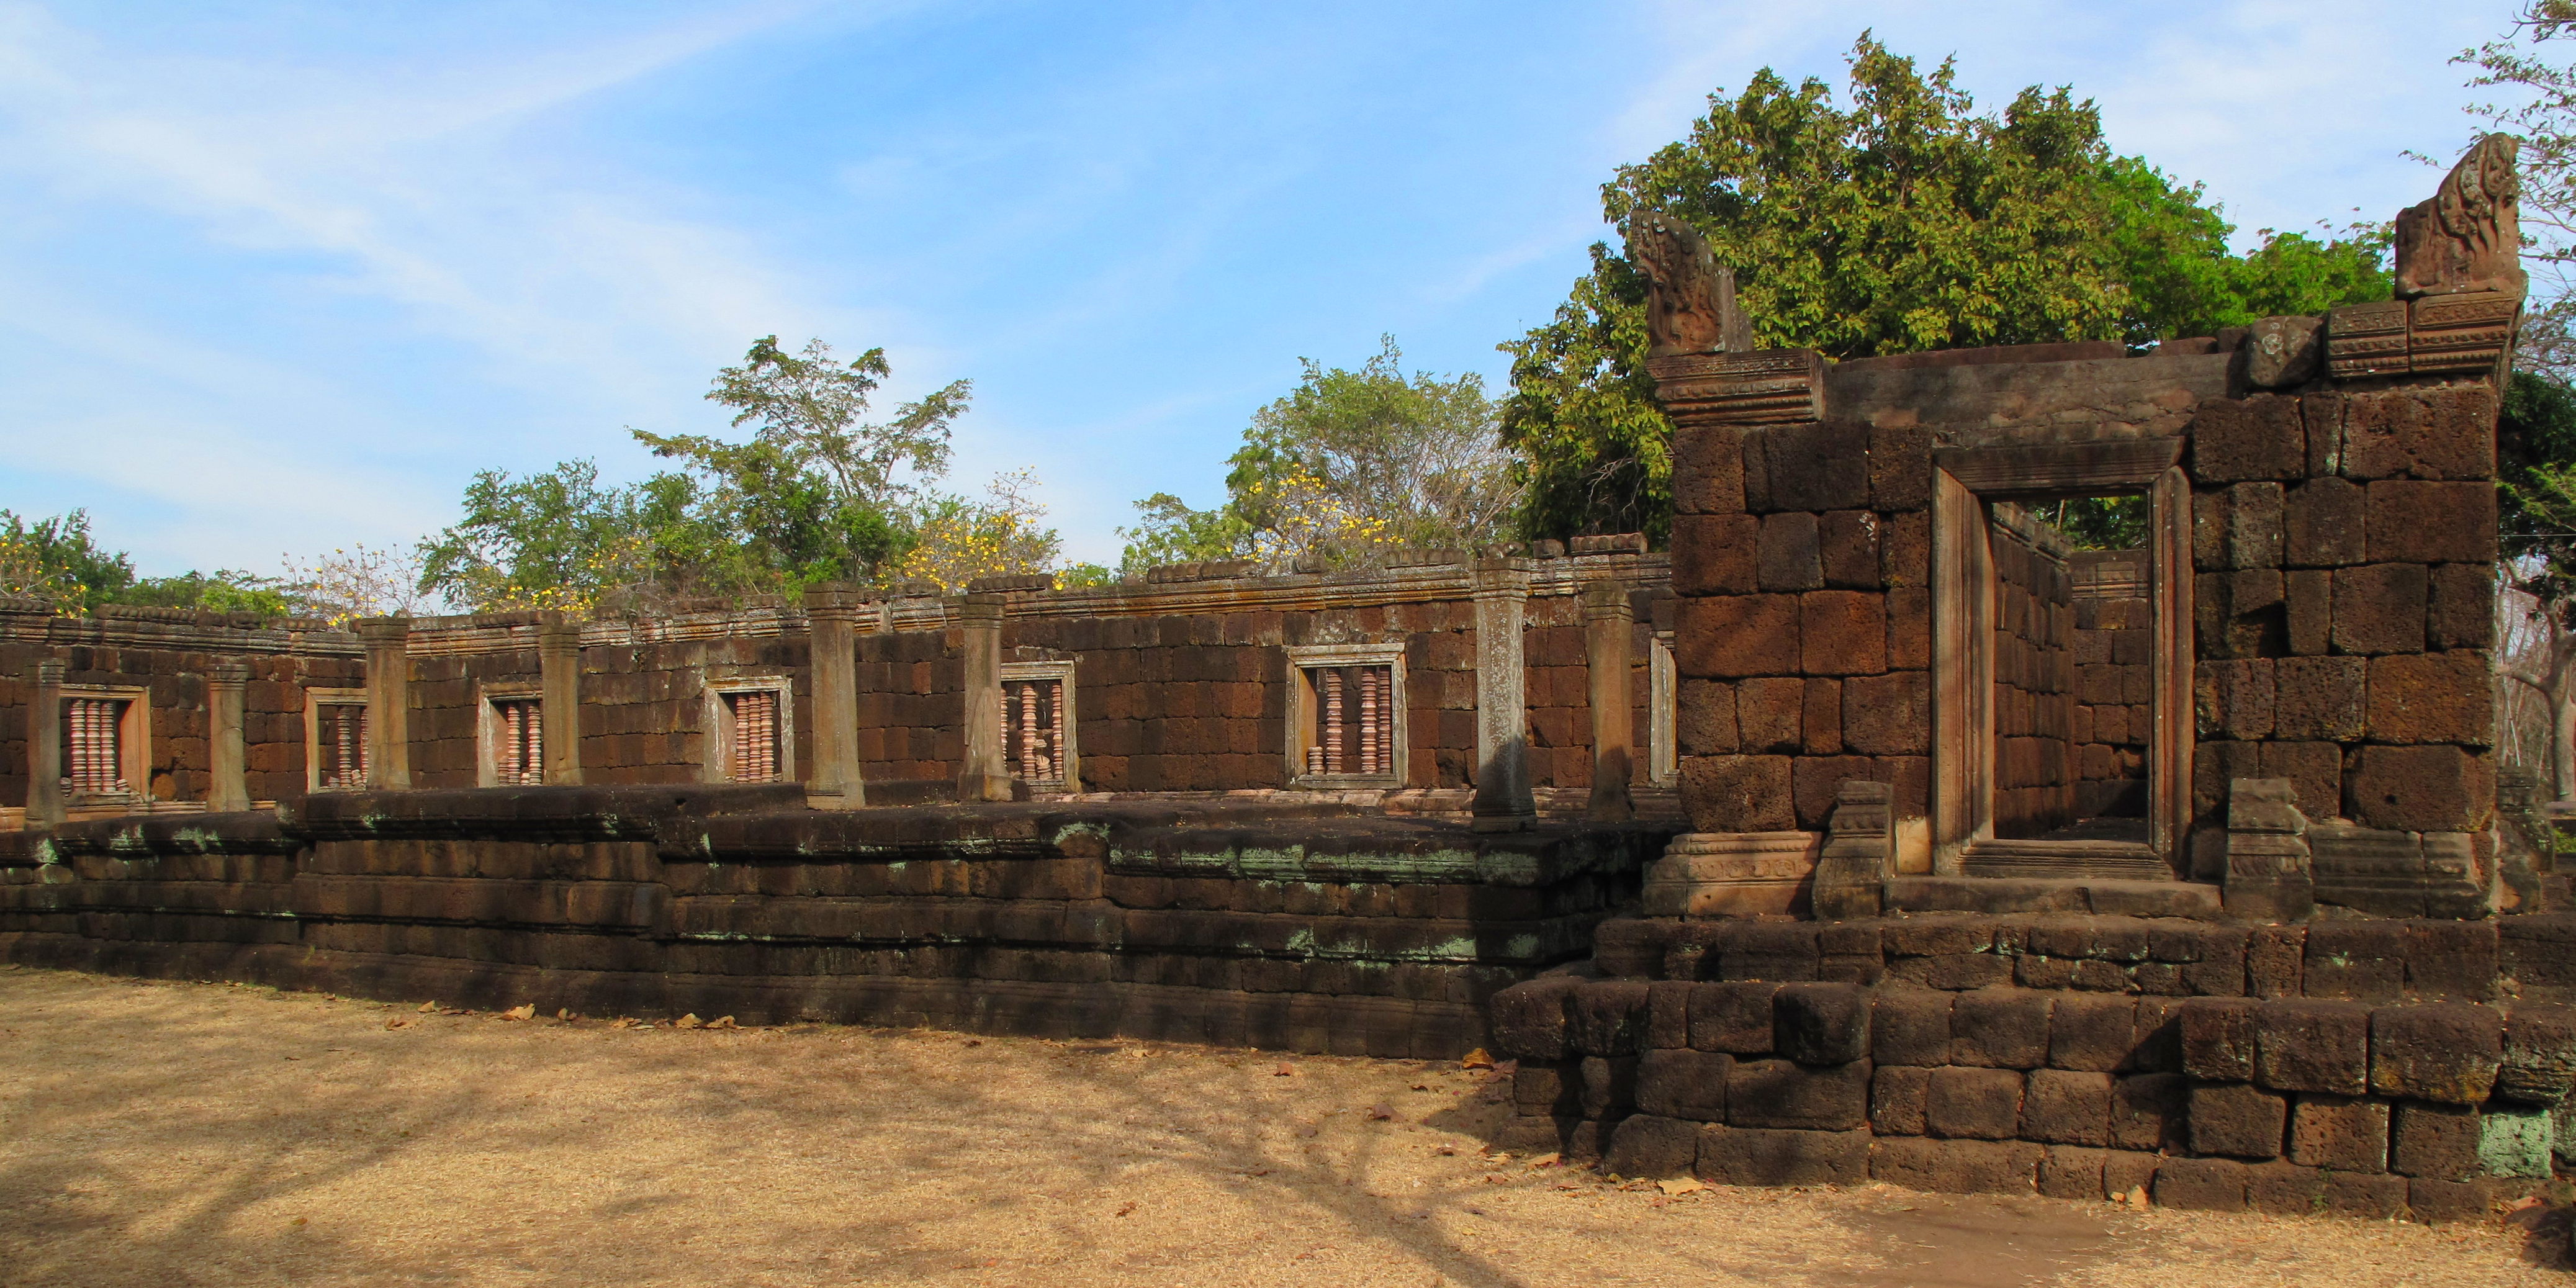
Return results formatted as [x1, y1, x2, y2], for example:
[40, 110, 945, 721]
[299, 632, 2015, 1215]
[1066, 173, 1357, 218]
[1626, 212, 1750, 357]
[2396, 133, 2527, 300]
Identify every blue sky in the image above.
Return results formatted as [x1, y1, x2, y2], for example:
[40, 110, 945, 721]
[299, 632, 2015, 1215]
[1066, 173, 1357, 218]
[0, 1, 2523, 576]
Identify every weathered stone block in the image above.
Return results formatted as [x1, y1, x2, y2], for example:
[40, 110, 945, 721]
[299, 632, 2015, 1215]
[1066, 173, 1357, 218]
[2192, 394, 2306, 482]
[1513, 1060, 1583, 1116]
[1681, 755, 1796, 832]
[2428, 562, 2497, 650]
[1757, 512, 1824, 592]
[1840, 670, 1930, 756]
[1488, 976, 1576, 1060]
[1872, 988, 1953, 1066]
[2409, 1176, 2504, 1225]
[1678, 679, 1739, 756]
[2272, 656, 2364, 742]
[1925, 1066, 2024, 1140]
[2021, 1070, 2112, 1146]
[2330, 563, 2429, 656]
[1800, 680, 1843, 754]
[2304, 922, 2408, 1003]
[2112, 1071, 2186, 1151]
[1636, 1048, 1731, 1122]
[1800, 592, 1888, 676]
[2245, 1160, 2326, 1217]
[2289, 1093, 2390, 1173]
[1820, 510, 1881, 590]
[2197, 568, 2287, 659]
[2154, 1156, 2250, 1212]
[2195, 659, 2274, 740]
[2259, 742, 2343, 829]
[2346, 745, 2493, 834]
[1726, 1058, 1870, 1132]
[2499, 1002, 2576, 1106]
[2284, 477, 2367, 567]
[2253, 1000, 2372, 1096]
[1698, 1124, 1871, 1187]
[1647, 980, 1693, 1049]
[1567, 981, 1651, 1056]
[1672, 426, 1749, 515]
[1774, 981, 1871, 1065]
[2484, 1103, 2556, 1179]
[2190, 1081, 2288, 1159]
[1871, 1065, 1930, 1135]
[2365, 650, 2492, 745]
[2391, 1100, 2480, 1181]
[2048, 993, 2138, 1072]
[1736, 677, 1803, 754]
[2037, 1145, 2110, 1200]
[2341, 384, 2498, 482]
[2405, 920, 2502, 1002]
[1580, 1055, 1637, 1119]
[1676, 595, 1799, 678]
[2325, 1171, 2412, 1219]
[1887, 586, 1931, 669]
[1672, 513, 1759, 596]
[1765, 420, 1872, 512]
[2285, 569, 2333, 655]
[1868, 1137, 2042, 1195]
[1604, 1113, 1699, 1178]
[2179, 998, 2260, 1081]
[2371, 1003, 2503, 1104]
[2367, 480, 2498, 564]
[1689, 981, 1780, 1055]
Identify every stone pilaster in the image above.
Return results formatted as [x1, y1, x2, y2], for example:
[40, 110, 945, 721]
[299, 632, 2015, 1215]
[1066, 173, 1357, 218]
[1582, 580, 1635, 823]
[802, 583, 866, 808]
[1471, 557, 1535, 831]
[205, 660, 249, 813]
[538, 616, 582, 786]
[1812, 779, 1894, 920]
[957, 593, 1009, 803]
[2223, 777, 2313, 923]
[25, 659, 63, 826]
[1641, 832, 1821, 917]
[355, 619, 411, 790]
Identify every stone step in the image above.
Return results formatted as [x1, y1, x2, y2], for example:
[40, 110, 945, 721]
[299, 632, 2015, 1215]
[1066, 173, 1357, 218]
[1884, 875, 2223, 919]
[1960, 838, 2173, 881]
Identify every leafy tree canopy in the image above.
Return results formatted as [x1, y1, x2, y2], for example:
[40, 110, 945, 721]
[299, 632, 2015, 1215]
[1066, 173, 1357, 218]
[1502, 32, 2392, 544]
[1118, 336, 1518, 575]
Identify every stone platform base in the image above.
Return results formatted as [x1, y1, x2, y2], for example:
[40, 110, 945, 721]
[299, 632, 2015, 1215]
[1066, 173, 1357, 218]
[1888, 876, 2220, 919]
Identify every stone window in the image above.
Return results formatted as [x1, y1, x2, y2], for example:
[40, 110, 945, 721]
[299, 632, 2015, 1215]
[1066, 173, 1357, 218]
[478, 687, 544, 787]
[1650, 631, 1678, 786]
[704, 678, 795, 785]
[1000, 660, 1078, 791]
[305, 687, 369, 791]
[1286, 643, 1406, 788]
[60, 689, 144, 798]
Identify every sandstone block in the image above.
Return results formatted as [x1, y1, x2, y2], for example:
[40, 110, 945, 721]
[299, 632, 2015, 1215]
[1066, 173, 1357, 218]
[2022, 1070, 2113, 1146]
[2038, 1145, 2110, 1200]
[1690, 981, 1780, 1055]
[1567, 981, 1651, 1056]
[2341, 384, 2499, 482]
[2191, 394, 2305, 482]
[1672, 426, 1749, 515]
[1868, 1137, 2042, 1195]
[1676, 595, 1799, 678]
[2284, 477, 2367, 567]
[1513, 1061, 1582, 1116]
[1951, 989, 2053, 1070]
[2285, 568, 2333, 655]
[2498, 1002, 2576, 1106]
[1925, 1066, 2025, 1140]
[1871, 1065, 1930, 1135]
[2409, 1176, 2503, 1224]
[1872, 988, 1953, 1066]
[2371, 1003, 2503, 1104]
[2331, 563, 2430, 655]
[1603, 1113, 1698, 1178]
[1681, 755, 1796, 832]
[1870, 422, 1935, 511]
[1799, 592, 1888, 676]
[1672, 513, 1759, 595]
[2367, 480, 2498, 564]
[1677, 680, 1739, 756]
[2112, 1071, 2186, 1151]
[1887, 585, 1931, 669]
[1698, 1124, 1871, 1187]
[2189, 1081, 2288, 1159]
[1820, 510, 1881, 589]
[1774, 981, 1871, 1065]
[2253, 1001, 2371, 1096]
[1647, 981, 1693, 1049]
[2304, 922, 2408, 1003]
[2365, 650, 2492, 745]
[1636, 1048, 1732, 1122]
[2195, 658, 2274, 740]
[2272, 656, 2364, 742]
[2245, 1160, 2326, 1217]
[1580, 1055, 1637, 1119]
[2289, 1093, 2390, 1173]
[1736, 676, 1803, 754]
[2179, 998, 2261, 1081]
[2049, 993, 2139, 1073]
[2390, 1099, 2479, 1181]
[1488, 977, 1576, 1060]
[2346, 745, 2493, 834]
[2325, 1171, 2412, 1219]
[1801, 679, 1842, 754]
[1765, 421, 1871, 511]
[1726, 1058, 1871, 1132]
[2154, 1156, 2250, 1212]
[2405, 917, 2502, 1001]
[1757, 512, 1824, 592]
[1841, 670, 1930, 755]
[2197, 568, 2286, 659]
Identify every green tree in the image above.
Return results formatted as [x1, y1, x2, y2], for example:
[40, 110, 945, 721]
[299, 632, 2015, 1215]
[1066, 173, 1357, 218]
[1502, 33, 2391, 544]
[2461, 1, 2576, 376]
[0, 510, 133, 610]
[415, 459, 659, 612]
[1118, 337, 1518, 574]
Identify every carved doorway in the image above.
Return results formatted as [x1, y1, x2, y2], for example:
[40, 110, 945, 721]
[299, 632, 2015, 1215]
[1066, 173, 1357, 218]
[1930, 441, 2193, 878]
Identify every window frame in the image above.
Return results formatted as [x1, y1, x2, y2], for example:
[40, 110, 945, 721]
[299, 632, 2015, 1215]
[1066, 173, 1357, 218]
[1283, 642, 1408, 790]
[998, 659, 1079, 793]
[703, 675, 796, 785]
[58, 683, 149, 803]
[475, 682, 546, 788]
[304, 686, 370, 793]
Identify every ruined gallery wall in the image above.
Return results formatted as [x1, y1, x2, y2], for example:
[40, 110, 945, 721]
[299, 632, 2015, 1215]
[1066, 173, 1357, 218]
[2188, 383, 2500, 872]
[1989, 505, 2076, 839]
[1523, 587, 1670, 793]
[0, 603, 366, 808]
[2071, 550, 2153, 819]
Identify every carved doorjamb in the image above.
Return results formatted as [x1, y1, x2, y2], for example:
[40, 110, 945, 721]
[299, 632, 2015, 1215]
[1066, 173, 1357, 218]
[1929, 440, 2193, 875]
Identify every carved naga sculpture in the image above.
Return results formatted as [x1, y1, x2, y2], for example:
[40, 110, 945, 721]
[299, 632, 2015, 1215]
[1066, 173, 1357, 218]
[2395, 133, 2527, 300]
[1626, 212, 1752, 357]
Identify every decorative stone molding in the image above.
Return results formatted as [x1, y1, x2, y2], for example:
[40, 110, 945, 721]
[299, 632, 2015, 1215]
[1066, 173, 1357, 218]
[205, 661, 250, 813]
[2222, 777, 2312, 922]
[1813, 780, 1894, 920]
[1644, 349, 1826, 427]
[1640, 831, 1821, 917]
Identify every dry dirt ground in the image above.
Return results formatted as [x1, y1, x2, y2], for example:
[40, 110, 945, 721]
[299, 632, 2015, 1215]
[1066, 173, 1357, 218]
[0, 966, 2568, 1287]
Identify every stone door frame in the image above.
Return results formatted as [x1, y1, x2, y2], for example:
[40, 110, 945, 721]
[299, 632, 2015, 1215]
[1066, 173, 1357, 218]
[1930, 439, 2193, 873]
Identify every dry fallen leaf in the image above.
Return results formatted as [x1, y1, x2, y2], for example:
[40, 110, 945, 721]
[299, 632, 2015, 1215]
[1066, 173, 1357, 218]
[709, 1016, 737, 1029]
[1366, 1104, 1395, 1121]
[503, 1004, 537, 1021]
[1657, 1178, 1706, 1197]
[1274, 1063, 1294, 1076]
[416, 1002, 436, 1014]
[1526, 1152, 1560, 1169]
[1460, 1048, 1494, 1070]
[675, 1014, 703, 1030]
[383, 1018, 407, 1030]
[1115, 1201, 1137, 1217]
[2123, 1185, 2150, 1211]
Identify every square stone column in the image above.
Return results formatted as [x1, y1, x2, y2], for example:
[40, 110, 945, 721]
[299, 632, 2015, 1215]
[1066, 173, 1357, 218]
[957, 593, 1010, 802]
[801, 583, 867, 808]
[538, 616, 583, 786]
[355, 619, 411, 790]
[1582, 580, 1636, 823]
[205, 660, 250, 813]
[1472, 557, 1536, 831]
[25, 659, 63, 826]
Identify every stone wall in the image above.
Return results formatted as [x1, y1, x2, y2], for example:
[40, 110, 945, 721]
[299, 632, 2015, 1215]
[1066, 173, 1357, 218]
[2071, 550, 2151, 819]
[0, 787, 1669, 1056]
[1989, 506, 2076, 839]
